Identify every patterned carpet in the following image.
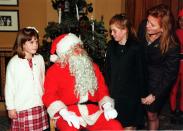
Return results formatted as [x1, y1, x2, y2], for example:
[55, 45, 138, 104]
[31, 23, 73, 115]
[158, 102, 183, 130]
[0, 102, 182, 131]
[0, 116, 10, 131]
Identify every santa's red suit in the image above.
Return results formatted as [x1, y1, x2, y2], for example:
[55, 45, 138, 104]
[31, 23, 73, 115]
[42, 62, 123, 131]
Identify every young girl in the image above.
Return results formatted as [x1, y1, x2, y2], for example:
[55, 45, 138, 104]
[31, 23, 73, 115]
[5, 27, 49, 130]
[104, 14, 147, 130]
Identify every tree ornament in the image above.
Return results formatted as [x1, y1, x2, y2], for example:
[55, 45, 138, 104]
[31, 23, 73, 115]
[87, 3, 93, 13]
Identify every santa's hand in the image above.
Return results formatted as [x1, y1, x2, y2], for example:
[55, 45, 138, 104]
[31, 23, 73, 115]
[103, 102, 118, 121]
[59, 108, 80, 129]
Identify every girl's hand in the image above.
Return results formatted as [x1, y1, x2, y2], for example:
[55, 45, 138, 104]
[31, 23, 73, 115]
[141, 94, 155, 105]
[8, 109, 17, 119]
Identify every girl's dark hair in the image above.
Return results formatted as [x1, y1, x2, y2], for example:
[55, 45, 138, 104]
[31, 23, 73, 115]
[109, 13, 137, 40]
[13, 27, 39, 58]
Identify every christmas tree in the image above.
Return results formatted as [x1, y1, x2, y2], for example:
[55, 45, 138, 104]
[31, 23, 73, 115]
[39, 0, 107, 70]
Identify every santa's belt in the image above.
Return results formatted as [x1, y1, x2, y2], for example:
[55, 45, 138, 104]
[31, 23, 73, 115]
[78, 101, 98, 105]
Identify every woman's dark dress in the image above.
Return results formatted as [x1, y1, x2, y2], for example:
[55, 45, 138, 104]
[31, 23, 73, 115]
[143, 38, 180, 112]
[104, 38, 147, 127]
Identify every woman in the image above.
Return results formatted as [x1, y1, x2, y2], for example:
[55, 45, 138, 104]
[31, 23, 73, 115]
[140, 4, 180, 130]
[104, 14, 147, 130]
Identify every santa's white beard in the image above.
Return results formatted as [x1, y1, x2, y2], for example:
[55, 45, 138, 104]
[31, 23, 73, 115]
[68, 53, 97, 98]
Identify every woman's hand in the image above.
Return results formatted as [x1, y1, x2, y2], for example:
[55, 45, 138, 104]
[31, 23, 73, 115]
[141, 94, 156, 105]
[8, 109, 17, 119]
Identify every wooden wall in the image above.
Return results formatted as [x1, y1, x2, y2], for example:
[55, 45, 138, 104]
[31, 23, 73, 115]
[126, 0, 183, 30]
[88, 0, 125, 33]
[0, 0, 49, 47]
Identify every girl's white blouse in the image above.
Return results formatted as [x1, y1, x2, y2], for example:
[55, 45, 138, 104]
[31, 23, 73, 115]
[5, 54, 45, 112]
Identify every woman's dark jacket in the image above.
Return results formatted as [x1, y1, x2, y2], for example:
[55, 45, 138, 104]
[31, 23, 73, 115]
[104, 38, 147, 126]
[104, 38, 147, 99]
[143, 38, 180, 100]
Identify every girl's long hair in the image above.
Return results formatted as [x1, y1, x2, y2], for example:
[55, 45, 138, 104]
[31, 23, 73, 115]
[13, 27, 39, 58]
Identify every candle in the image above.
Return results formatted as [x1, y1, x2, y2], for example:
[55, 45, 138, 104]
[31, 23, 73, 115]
[91, 15, 95, 40]
[92, 21, 94, 32]
[76, 4, 79, 21]
[58, 8, 62, 24]
[91, 15, 94, 31]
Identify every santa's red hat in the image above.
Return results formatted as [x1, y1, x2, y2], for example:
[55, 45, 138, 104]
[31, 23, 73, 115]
[178, 9, 183, 17]
[50, 33, 82, 62]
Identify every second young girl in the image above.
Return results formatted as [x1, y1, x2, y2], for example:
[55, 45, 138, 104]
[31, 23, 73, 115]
[104, 14, 147, 130]
[5, 27, 49, 130]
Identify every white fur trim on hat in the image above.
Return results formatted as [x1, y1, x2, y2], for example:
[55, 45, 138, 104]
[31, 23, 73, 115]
[50, 54, 59, 62]
[56, 33, 82, 57]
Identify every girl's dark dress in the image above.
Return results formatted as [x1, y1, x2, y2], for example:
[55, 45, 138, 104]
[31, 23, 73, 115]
[143, 38, 180, 112]
[104, 38, 147, 127]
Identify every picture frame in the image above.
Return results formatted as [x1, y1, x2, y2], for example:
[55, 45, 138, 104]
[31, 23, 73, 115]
[0, 10, 19, 32]
[0, 0, 18, 6]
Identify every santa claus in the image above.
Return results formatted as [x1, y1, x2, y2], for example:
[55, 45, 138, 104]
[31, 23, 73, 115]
[42, 33, 123, 130]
